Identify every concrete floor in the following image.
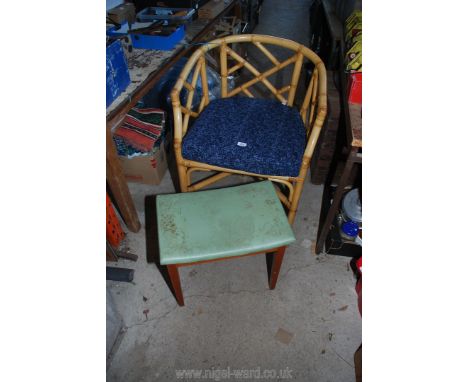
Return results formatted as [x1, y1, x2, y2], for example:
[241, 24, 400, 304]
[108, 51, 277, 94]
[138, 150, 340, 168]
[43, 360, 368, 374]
[107, 1, 361, 381]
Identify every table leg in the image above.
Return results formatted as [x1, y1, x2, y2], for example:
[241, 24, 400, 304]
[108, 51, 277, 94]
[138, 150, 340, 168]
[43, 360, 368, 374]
[167, 265, 185, 306]
[269, 247, 286, 290]
[315, 147, 358, 254]
[106, 128, 141, 233]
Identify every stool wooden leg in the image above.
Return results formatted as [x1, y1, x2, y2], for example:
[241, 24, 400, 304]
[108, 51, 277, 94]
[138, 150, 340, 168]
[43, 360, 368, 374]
[167, 265, 184, 306]
[269, 247, 286, 290]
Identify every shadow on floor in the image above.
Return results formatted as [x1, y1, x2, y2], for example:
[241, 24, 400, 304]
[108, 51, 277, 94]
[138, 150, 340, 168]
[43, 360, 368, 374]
[144, 194, 178, 302]
[265, 252, 274, 280]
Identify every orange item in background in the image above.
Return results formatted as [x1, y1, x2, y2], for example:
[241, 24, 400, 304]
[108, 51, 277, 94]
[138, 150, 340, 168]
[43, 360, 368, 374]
[107, 193, 125, 247]
[348, 72, 362, 104]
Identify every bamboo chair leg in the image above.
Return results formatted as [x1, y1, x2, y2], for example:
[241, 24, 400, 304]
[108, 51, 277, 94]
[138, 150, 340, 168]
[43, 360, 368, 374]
[288, 156, 311, 224]
[288, 180, 305, 225]
[178, 165, 189, 192]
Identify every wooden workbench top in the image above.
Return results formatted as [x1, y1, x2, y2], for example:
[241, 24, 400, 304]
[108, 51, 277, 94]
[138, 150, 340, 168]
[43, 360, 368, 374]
[106, 0, 238, 129]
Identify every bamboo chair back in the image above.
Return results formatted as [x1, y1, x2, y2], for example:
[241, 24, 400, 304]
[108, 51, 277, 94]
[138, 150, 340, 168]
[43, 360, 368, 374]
[171, 34, 326, 161]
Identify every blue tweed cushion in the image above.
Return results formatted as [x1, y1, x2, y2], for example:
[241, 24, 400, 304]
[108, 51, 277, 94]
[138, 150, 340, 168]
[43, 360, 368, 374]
[182, 97, 306, 177]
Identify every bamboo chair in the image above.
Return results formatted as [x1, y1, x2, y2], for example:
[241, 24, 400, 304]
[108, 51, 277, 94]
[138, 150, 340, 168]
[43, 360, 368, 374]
[170, 34, 327, 224]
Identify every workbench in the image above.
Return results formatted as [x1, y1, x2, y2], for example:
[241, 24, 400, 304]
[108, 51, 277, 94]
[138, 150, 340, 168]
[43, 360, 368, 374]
[106, 0, 241, 233]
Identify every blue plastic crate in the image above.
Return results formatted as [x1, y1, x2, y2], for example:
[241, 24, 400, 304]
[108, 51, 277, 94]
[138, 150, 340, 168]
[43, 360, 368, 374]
[106, 40, 131, 108]
[130, 24, 185, 51]
[106, 22, 129, 38]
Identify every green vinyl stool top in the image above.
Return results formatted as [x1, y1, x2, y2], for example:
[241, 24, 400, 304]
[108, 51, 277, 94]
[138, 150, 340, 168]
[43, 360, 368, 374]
[157, 181, 296, 265]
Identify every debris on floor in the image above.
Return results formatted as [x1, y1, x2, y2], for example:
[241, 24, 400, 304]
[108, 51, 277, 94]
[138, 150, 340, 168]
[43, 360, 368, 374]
[274, 328, 294, 345]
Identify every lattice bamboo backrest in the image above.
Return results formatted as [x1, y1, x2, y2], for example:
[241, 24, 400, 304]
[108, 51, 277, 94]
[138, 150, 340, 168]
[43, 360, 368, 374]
[171, 34, 327, 159]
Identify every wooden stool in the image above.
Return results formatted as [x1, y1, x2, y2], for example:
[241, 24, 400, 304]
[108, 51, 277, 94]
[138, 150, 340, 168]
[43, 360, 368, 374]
[157, 181, 296, 306]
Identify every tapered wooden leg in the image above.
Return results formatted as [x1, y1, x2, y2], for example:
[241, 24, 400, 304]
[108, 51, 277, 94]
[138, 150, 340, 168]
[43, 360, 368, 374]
[167, 265, 184, 306]
[269, 247, 286, 290]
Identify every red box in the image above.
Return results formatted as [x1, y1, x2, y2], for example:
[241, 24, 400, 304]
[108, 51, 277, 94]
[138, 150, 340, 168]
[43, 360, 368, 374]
[348, 72, 362, 104]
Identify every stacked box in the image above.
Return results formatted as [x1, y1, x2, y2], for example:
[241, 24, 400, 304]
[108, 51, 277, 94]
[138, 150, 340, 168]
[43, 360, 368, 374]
[113, 108, 168, 185]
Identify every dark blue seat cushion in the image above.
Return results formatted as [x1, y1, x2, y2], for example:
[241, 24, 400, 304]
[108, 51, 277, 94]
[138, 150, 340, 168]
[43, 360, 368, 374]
[182, 97, 306, 177]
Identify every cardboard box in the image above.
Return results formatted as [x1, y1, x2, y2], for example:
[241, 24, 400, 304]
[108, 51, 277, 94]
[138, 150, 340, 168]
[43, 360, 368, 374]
[113, 107, 168, 185]
[119, 141, 168, 185]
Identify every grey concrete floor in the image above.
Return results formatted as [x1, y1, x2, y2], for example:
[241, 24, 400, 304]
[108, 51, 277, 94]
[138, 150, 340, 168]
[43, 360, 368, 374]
[107, 1, 361, 381]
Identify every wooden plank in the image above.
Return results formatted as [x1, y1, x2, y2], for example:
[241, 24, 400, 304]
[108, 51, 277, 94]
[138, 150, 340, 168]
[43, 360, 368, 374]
[198, 0, 226, 19]
[310, 70, 341, 185]
[106, 128, 141, 233]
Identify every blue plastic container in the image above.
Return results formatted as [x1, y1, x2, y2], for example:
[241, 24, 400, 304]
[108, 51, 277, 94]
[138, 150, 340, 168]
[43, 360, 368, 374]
[130, 24, 185, 51]
[106, 22, 130, 38]
[340, 220, 359, 240]
[106, 40, 131, 107]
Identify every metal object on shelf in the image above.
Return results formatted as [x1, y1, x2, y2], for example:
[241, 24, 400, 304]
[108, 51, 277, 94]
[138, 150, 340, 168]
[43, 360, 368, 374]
[107, 3, 136, 25]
